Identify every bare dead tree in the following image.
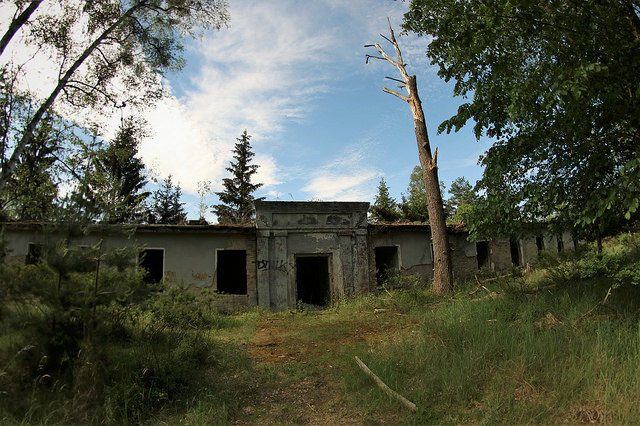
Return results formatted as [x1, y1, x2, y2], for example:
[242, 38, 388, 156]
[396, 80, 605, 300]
[365, 19, 453, 294]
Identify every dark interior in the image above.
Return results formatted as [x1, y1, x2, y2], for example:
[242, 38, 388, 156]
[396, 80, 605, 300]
[217, 250, 247, 294]
[476, 241, 489, 269]
[296, 256, 330, 306]
[139, 249, 164, 284]
[536, 235, 545, 253]
[374, 246, 399, 286]
[510, 240, 521, 266]
[26, 243, 43, 265]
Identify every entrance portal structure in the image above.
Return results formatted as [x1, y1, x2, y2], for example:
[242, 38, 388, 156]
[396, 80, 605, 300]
[255, 201, 370, 310]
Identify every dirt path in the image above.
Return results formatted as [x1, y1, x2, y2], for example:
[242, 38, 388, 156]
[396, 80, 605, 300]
[232, 311, 418, 425]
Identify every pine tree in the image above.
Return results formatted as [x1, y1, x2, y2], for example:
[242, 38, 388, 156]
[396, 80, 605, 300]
[370, 178, 401, 223]
[212, 130, 264, 224]
[151, 175, 186, 224]
[4, 114, 58, 221]
[98, 117, 150, 223]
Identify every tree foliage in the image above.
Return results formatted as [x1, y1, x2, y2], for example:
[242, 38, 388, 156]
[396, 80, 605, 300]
[446, 176, 478, 223]
[0, 0, 229, 192]
[212, 130, 264, 224]
[370, 177, 401, 223]
[3, 114, 58, 221]
[404, 0, 640, 239]
[400, 165, 428, 222]
[97, 117, 149, 223]
[151, 174, 186, 224]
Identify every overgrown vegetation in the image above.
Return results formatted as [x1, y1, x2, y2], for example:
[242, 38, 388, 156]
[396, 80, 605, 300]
[2, 233, 640, 424]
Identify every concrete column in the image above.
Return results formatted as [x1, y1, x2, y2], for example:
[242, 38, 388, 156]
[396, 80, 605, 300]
[270, 231, 289, 309]
[354, 230, 369, 294]
[256, 232, 270, 308]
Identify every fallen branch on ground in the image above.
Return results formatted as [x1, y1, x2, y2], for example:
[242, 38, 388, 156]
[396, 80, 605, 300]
[354, 356, 417, 413]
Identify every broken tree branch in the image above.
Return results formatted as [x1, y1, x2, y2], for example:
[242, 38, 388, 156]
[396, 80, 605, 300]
[354, 356, 417, 413]
[383, 87, 409, 102]
[385, 76, 405, 84]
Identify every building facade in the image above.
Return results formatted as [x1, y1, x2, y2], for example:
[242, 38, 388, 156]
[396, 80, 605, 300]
[2, 201, 574, 310]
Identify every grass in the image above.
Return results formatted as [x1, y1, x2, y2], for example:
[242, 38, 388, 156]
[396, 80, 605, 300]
[2, 234, 640, 424]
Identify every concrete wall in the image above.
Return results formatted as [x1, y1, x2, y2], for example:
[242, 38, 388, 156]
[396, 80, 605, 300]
[369, 226, 481, 285]
[3, 224, 257, 309]
[255, 201, 370, 310]
[369, 227, 433, 286]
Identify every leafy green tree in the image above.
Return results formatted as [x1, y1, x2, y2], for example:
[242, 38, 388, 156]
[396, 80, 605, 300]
[212, 130, 264, 224]
[400, 166, 428, 222]
[370, 177, 401, 222]
[404, 0, 640, 239]
[151, 175, 186, 224]
[399, 166, 450, 222]
[446, 176, 478, 223]
[0, 0, 229, 193]
[97, 117, 150, 223]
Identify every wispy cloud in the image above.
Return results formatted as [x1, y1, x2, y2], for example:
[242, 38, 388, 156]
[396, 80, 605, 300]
[301, 144, 380, 201]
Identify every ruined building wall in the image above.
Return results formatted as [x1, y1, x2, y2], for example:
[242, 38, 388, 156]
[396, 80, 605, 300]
[255, 201, 369, 310]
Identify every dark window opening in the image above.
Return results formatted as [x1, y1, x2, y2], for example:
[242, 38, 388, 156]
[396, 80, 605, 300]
[296, 256, 330, 306]
[557, 236, 564, 253]
[217, 250, 247, 294]
[510, 240, 521, 266]
[374, 246, 399, 286]
[536, 236, 545, 254]
[476, 241, 489, 269]
[26, 243, 43, 265]
[139, 249, 164, 284]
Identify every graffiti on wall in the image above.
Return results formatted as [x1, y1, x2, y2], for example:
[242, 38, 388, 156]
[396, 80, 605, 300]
[257, 259, 289, 272]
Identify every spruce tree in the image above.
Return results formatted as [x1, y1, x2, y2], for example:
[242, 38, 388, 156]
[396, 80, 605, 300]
[212, 130, 264, 224]
[370, 178, 401, 223]
[98, 117, 150, 223]
[151, 175, 186, 224]
[4, 114, 58, 221]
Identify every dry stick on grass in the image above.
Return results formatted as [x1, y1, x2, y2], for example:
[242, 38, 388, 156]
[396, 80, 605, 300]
[354, 356, 417, 413]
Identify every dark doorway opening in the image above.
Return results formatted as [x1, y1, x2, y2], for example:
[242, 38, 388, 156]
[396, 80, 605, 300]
[26, 243, 43, 265]
[217, 250, 247, 294]
[374, 246, 399, 286]
[536, 235, 545, 254]
[476, 241, 489, 269]
[139, 249, 164, 284]
[557, 236, 564, 253]
[510, 240, 521, 266]
[296, 256, 330, 306]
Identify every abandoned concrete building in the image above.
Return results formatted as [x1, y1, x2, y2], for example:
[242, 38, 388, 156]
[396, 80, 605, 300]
[2, 201, 574, 310]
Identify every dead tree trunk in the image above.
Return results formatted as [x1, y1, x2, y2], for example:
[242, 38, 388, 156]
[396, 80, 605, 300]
[366, 21, 453, 294]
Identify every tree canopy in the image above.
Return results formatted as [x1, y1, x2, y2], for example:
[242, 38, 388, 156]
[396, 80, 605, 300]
[97, 117, 150, 223]
[370, 177, 402, 223]
[151, 175, 186, 224]
[0, 0, 229, 192]
[212, 130, 264, 224]
[404, 0, 640, 239]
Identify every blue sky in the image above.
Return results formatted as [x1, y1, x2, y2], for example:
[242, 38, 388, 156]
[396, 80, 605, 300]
[1, 0, 493, 222]
[138, 0, 494, 221]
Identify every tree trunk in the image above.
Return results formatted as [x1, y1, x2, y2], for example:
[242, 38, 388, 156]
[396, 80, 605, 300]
[366, 22, 454, 294]
[406, 76, 453, 294]
[0, 0, 43, 58]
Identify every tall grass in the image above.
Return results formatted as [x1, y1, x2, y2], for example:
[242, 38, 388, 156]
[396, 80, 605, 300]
[342, 235, 640, 424]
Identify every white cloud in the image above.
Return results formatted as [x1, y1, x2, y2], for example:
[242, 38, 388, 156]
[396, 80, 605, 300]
[301, 144, 380, 201]
[1, 0, 433, 201]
